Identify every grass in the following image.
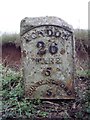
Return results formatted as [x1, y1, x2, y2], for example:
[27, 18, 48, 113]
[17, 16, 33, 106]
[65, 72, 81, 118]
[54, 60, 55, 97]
[1, 64, 48, 118]
[1, 33, 20, 45]
[74, 29, 88, 40]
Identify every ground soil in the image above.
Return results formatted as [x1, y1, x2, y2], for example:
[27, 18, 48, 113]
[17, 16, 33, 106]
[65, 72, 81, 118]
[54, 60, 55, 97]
[2, 43, 21, 71]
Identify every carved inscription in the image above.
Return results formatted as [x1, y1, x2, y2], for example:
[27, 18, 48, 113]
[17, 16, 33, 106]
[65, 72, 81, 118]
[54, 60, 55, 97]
[30, 57, 62, 64]
[23, 26, 71, 43]
[22, 26, 72, 65]
[27, 79, 73, 97]
[21, 20, 75, 99]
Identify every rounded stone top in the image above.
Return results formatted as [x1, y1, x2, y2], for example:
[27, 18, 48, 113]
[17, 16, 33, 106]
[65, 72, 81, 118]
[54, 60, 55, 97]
[20, 16, 74, 36]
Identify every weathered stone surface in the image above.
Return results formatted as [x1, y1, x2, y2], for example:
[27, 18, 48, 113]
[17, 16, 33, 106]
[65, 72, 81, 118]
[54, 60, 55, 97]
[20, 16, 73, 36]
[20, 16, 75, 99]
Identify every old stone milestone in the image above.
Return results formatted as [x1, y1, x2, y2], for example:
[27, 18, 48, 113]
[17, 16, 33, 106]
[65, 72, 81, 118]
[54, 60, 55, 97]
[20, 16, 75, 99]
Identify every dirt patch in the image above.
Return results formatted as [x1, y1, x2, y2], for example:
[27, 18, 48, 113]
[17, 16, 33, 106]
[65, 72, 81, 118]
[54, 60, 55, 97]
[2, 43, 21, 71]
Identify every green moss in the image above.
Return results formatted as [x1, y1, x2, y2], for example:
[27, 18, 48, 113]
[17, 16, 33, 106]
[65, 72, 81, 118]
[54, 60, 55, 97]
[76, 70, 90, 77]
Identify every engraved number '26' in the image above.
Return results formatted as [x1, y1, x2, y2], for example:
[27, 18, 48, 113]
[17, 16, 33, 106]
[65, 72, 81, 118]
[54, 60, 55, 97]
[36, 41, 58, 55]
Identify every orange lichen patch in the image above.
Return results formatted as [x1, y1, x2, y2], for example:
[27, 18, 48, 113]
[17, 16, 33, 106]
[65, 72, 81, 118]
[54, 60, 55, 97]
[60, 49, 65, 55]
[66, 79, 73, 90]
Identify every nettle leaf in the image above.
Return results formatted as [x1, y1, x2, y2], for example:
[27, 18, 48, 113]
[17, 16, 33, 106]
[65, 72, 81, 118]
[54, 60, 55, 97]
[86, 106, 90, 113]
